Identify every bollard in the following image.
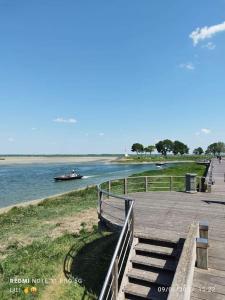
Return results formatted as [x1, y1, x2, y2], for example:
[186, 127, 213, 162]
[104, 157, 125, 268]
[186, 173, 197, 193]
[196, 238, 208, 269]
[199, 221, 209, 239]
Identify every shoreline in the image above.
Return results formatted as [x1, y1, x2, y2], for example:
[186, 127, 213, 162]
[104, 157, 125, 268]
[0, 160, 195, 214]
[0, 185, 96, 215]
[114, 159, 195, 164]
[0, 155, 119, 165]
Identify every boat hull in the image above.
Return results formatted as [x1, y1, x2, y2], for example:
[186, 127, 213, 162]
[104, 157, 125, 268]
[156, 163, 166, 166]
[54, 175, 83, 181]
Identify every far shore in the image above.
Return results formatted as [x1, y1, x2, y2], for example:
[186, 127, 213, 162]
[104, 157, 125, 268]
[0, 155, 119, 165]
[115, 159, 195, 164]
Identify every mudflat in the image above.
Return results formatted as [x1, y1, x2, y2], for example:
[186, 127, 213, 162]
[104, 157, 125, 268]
[0, 155, 119, 165]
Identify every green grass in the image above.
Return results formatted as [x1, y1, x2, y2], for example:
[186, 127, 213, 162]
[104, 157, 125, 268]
[119, 154, 211, 163]
[0, 186, 97, 244]
[0, 226, 118, 300]
[0, 186, 105, 300]
[131, 162, 207, 176]
[106, 162, 207, 193]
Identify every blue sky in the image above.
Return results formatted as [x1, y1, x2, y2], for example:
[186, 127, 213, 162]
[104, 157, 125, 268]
[0, 0, 225, 154]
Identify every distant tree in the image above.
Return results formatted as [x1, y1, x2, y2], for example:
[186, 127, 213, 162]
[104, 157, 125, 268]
[143, 147, 148, 156]
[145, 145, 155, 156]
[131, 143, 144, 156]
[193, 147, 204, 155]
[173, 140, 189, 155]
[216, 142, 225, 155]
[206, 142, 225, 156]
[155, 139, 174, 157]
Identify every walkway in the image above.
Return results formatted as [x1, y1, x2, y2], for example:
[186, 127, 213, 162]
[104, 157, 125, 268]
[211, 157, 225, 195]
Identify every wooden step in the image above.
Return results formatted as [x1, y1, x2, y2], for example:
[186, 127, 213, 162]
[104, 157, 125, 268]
[135, 233, 180, 249]
[131, 255, 176, 272]
[124, 282, 168, 300]
[135, 231, 181, 246]
[135, 243, 177, 257]
[127, 268, 173, 287]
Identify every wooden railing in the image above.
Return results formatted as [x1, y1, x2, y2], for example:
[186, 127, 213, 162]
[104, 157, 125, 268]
[98, 186, 134, 300]
[205, 159, 214, 192]
[99, 175, 205, 197]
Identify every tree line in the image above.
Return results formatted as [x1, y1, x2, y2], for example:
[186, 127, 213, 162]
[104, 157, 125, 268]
[131, 140, 225, 157]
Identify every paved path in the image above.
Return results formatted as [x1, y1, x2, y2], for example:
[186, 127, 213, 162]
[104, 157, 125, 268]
[211, 158, 225, 195]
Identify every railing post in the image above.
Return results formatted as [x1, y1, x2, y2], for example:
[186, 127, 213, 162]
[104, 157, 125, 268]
[108, 180, 111, 199]
[99, 191, 103, 216]
[170, 176, 173, 191]
[208, 183, 212, 193]
[196, 238, 208, 269]
[125, 200, 129, 217]
[199, 221, 208, 239]
[124, 178, 128, 195]
[200, 177, 206, 192]
[112, 256, 118, 300]
[145, 177, 148, 192]
[198, 177, 202, 192]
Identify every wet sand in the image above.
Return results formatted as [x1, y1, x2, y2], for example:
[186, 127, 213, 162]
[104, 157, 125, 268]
[0, 156, 119, 165]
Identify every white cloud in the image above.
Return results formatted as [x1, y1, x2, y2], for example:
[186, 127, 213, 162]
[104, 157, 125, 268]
[8, 137, 15, 142]
[179, 62, 195, 70]
[201, 128, 211, 134]
[202, 42, 216, 50]
[53, 117, 77, 124]
[195, 128, 211, 136]
[99, 132, 105, 136]
[31, 127, 37, 130]
[190, 21, 225, 45]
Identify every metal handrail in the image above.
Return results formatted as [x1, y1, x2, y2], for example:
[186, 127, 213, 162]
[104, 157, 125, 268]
[98, 184, 134, 300]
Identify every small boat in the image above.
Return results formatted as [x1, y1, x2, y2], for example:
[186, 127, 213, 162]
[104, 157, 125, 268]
[156, 162, 166, 166]
[54, 170, 83, 181]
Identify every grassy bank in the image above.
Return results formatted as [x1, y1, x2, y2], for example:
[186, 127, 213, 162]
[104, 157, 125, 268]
[131, 162, 207, 176]
[118, 154, 211, 163]
[0, 187, 119, 300]
[106, 162, 207, 193]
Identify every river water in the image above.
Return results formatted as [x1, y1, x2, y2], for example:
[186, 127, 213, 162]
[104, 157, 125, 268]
[0, 162, 166, 208]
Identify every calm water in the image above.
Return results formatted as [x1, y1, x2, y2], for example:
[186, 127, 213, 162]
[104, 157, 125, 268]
[0, 162, 164, 208]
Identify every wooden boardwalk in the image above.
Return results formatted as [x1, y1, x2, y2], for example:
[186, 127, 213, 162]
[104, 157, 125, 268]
[101, 190, 225, 299]
[191, 158, 225, 300]
[211, 157, 225, 195]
